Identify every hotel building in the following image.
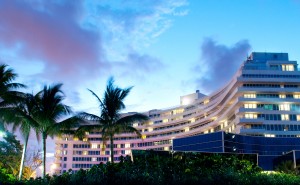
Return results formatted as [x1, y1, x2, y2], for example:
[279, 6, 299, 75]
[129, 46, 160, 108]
[54, 52, 300, 173]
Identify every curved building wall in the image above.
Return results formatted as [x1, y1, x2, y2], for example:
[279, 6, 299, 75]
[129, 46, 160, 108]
[54, 52, 300, 173]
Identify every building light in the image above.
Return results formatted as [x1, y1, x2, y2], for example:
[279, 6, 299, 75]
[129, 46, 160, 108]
[204, 99, 209, 104]
[265, 134, 275, 137]
[245, 113, 257, 119]
[281, 114, 289, 121]
[279, 94, 286, 98]
[244, 103, 257, 109]
[125, 150, 130, 155]
[294, 94, 300, 99]
[279, 104, 290, 111]
[244, 94, 256, 98]
[141, 135, 147, 139]
[91, 143, 98, 149]
[185, 127, 189, 132]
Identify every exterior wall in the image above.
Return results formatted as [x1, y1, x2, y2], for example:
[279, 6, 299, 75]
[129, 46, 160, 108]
[54, 52, 300, 174]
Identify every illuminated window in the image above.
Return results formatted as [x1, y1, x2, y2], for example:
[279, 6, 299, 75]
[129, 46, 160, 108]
[133, 123, 138, 127]
[297, 115, 300, 121]
[164, 146, 169, 151]
[244, 94, 256, 98]
[279, 104, 290, 111]
[282, 64, 294, 71]
[265, 134, 275, 137]
[91, 144, 98, 149]
[279, 94, 286, 98]
[92, 157, 97, 162]
[163, 119, 168, 123]
[281, 114, 289, 121]
[125, 143, 130, 148]
[294, 94, 300, 99]
[244, 104, 257, 109]
[125, 150, 130, 155]
[83, 151, 88, 155]
[73, 137, 79, 141]
[245, 113, 257, 119]
[204, 99, 210, 104]
[185, 127, 189, 132]
[83, 138, 88, 142]
[148, 127, 153, 132]
[224, 121, 228, 127]
[141, 135, 146, 139]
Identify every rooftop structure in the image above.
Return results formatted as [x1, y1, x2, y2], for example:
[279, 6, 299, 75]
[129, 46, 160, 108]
[54, 52, 300, 173]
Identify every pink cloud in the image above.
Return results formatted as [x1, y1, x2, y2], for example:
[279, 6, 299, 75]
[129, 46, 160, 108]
[0, 1, 105, 85]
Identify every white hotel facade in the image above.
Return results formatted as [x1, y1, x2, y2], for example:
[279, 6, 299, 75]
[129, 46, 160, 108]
[54, 52, 300, 173]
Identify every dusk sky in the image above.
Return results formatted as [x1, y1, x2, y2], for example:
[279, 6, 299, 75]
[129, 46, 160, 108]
[1, 0, 300, 173]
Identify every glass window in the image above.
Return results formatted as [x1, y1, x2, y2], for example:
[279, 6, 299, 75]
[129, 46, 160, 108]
[281, 114, 289, 121]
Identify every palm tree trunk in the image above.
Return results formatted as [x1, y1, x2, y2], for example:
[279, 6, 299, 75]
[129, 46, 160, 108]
[110, 135, 114, 163]
[18, 133, 29, 180]
[42, 132, 46, 178]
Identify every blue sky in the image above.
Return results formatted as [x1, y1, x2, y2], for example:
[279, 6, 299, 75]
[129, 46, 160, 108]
[1, 0, 300, 167]
[1, 0, 300, 113]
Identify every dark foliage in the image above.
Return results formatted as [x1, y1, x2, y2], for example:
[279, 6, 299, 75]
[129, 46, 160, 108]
[2, 151, 300, 185]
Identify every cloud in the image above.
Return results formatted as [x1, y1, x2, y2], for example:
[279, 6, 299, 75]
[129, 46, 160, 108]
[195, 38, 251, 93]
[86, 0, 189, 60]
[112, 52, 165, 79]
[0, 0, 104, 86]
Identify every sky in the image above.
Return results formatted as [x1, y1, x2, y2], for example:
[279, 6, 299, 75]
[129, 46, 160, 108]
[1, 0, 300, 174]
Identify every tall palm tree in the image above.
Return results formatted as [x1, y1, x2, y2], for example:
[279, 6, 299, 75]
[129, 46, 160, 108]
[34, 83, 80, 178]
[76, 77, 149, 163]
[0, 64, 25, 104]
[0, 64, 27, 179]
[0, 93, 39, 180]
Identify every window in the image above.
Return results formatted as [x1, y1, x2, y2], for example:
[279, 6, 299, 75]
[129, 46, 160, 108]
[63, 157, 67, 161]
[279, 104, 290, 111]
[281, 114, 289, 121]
[245, 113, 257, 119]
[63, 164, 67, 168]
[279, 94, 286, 98]
[282, 64, 294, 71]
[83, 138, 88, 142]
[91, 144, 98, 149]
[244, 104, 257, 109]
[244, 94, 256, 98]
[294, 94, 300, 99]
